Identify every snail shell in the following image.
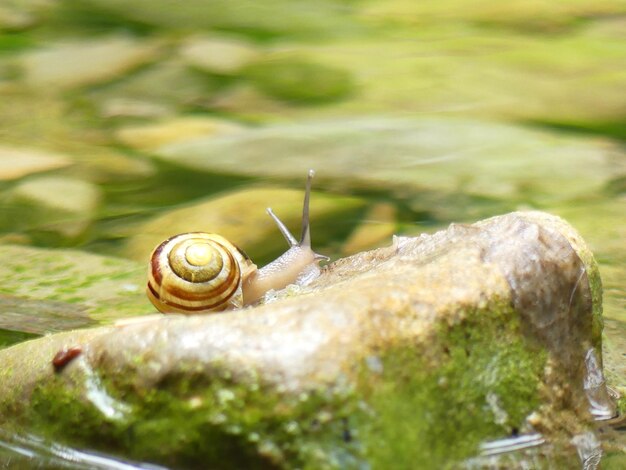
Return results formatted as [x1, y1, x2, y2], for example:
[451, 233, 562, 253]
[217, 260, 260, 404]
[147, 170, 328, 315]
[147, 233, 256, 313]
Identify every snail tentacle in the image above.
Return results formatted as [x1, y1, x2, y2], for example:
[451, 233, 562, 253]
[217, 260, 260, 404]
[299, 168, 315, 247]
[266, 208, 298, 247]
[242, 169, 327, 304]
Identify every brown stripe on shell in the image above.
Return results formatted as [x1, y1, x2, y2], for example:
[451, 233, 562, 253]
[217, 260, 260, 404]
[154, 265, 239, 302]
[148, 263, 240, 304]
[147, 281, 236, 312]
[149, 238, 169, 286]
[149, 232, 192, 286]
[154, 240, 241, 301]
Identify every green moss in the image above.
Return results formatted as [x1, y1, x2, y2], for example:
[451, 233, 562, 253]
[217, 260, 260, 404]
[0, 33, 35, 53]
[603, 451, 626, 469]
[29, 378, 128, 450]
[245, 56, 354, 104]
[26, 367, 364, 469]
[357, 304, 546, 468]
[16, 300, 547, 468]
[616, 394, 626, 417]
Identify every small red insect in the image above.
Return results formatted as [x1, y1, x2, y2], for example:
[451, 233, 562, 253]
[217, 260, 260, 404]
[52, 346, 82, 372]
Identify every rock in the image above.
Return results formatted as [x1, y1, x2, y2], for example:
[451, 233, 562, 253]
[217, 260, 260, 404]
[0, 145, 71, 180]
[115, 116, 245, 153]
[98, 98, 172, 120]
[361, 0, 625, 32]
[68, 149, 158, 184]
[0, 102, 157, 184]
[154, 118, 622, 206]
[122, 186, 366, 264]
[0, 294, 96, 337]
[72, 0, 356, 36]
[0, 211, 611, 467]
[0, 244, 152, 325]
[0, 176, 101, 244]
[0, 59, 21, 88]
[0, 94, 78, 149]
[0, 6, 32, 31]
[244, 55, 354, 104]
[180, 35, 260, 75]
[209, 83, 289, 117]
[259, 29, 623, 136]
[19, 35, 160, 90]
[549, 197, 626, 398]
[342, 202, 397, 255]
[88, 61, 218, 118]
[0, 0, 51, 31]
[550, 198, 626, 335]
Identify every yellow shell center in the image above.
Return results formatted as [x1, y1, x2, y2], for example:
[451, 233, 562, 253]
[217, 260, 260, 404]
[168, 238, 225, 283]
[185, 243, 214, 266]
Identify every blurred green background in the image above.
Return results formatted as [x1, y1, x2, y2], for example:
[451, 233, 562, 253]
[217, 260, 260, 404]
[0, 0, 625, 465]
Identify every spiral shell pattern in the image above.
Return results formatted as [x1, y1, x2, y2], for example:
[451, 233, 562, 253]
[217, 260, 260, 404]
[147, 233, 252, 314]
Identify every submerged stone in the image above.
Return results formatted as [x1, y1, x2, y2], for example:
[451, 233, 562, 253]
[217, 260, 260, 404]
[18, 35, 160, 90]
[244, 55, 354, 104]
[153, 118, 621, 206]
[115, 116, 245, 153]
[88, 61, 219, 118]
[0, 244, 151, 325]
[122, 186, 366, 265]
[70, 0, 356, 37]
[341, 202, 397, 255]
[0, 211, 612, 467]
[0, 294, 95, 338]
[0, 176, 101, 245]
[180, 35, 260, 76]
[0, 0, 48, 31]
[0, 145, 71, 181]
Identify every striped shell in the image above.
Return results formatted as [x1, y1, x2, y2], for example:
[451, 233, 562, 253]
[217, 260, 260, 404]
[147, 233, 256, 314]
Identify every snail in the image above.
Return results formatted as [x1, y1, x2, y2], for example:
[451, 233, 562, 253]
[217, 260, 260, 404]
[147, 169, 328, 314]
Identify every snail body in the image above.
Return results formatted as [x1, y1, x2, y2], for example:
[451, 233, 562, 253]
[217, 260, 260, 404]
[147, 170, 327, 314]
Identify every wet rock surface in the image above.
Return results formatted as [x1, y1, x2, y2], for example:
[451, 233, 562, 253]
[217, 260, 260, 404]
[0, 176, 101, 244]
[154, 118, 622, 204]
[179, 35, 260, 75]
[0, 211, 610, 467]
[18, 35, 160, 90]
[0, 146, 71, 181]
[0, 245, 151, 324]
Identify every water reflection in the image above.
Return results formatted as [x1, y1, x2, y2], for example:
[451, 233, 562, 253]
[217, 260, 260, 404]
[584, 348, 618, 421]
[0, 430, 166, 470]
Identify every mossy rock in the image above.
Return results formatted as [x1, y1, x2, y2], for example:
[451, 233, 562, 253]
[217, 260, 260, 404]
[245, 56, 354, 104]
[58, 0, 356, 38]
[0, 176, 102, 245]
[0, 212, 611, 467]
[153, 118, 620, 207]
[0, 244, 152, 327]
